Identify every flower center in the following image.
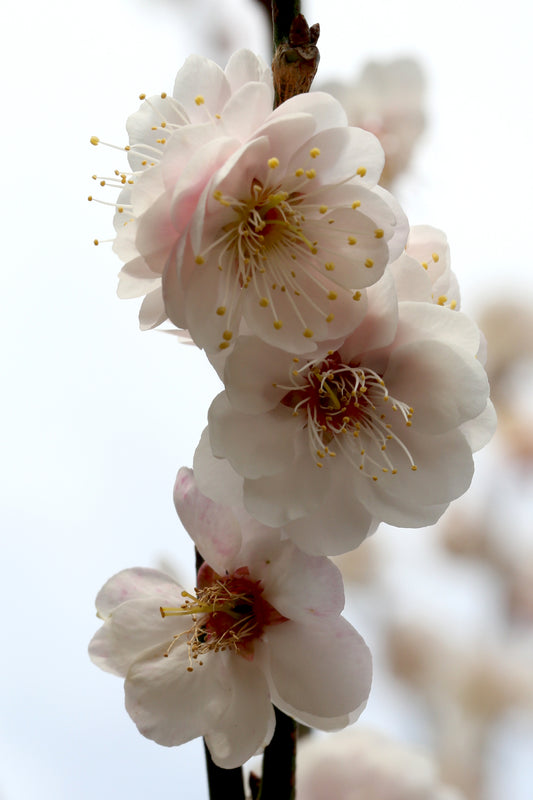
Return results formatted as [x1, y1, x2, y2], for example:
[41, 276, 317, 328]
[160, 565, 286, 669]
[279, 351, 417, 479]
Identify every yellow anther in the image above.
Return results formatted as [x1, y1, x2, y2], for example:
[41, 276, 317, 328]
[93, 239, 99, 246]
[432, 252, 440, 262]
[90, 136, 100, 146]
[293, 357, 300, 363]
[117, 207, 124, 213]
[303, 328, 314, 338]
[327, 291, 337, 300]
[325, 263, 335, 271]
[215, 114, 221, 119]
[124, 145, 131, 151]
[259, 298, 269, 307]
[325, 314, 334, 323]
[222, 330, 233, 341]
[319, 205, 328, 214]
[356, 167, 367, 177]
[306, 169, 316, 179]
[450, 300, 457, 310]
[295, 168, 304, 177]
[372, 476, 378, 481]
[374, 228, 384, 238]
[411, 465, 417, 471]
[216, 306, 226, 316]
[195, 255, 205, 265]
[353, 291, 362, 301]
[195, 95, 205, 105]
[160, 92, 167, 99]
[273, 320, 283, 330]
[310, 147, 321, 158]
[139, 93, 146, 100]
[310, 246, 318, 254]
[348, 236, 357, 245]
[151, 126, 158, 131]
[219, 341, 230, 350]
[100, 180, 105, 186]
[437, 295, 448, 305]
[392, 469, 398, 475]
[352, 200, 361, 209]
[268, 157, 280, 169]
[365, 258, 374, 268]
[421, 261, 428, 270]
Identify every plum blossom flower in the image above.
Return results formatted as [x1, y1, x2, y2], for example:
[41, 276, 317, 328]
[89, 468, 372, 768]
[94, 50, 408, 353]
[194, 275, 494, 555]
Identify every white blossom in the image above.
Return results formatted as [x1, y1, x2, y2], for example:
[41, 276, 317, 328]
[194, 274, 494, 555]
[89, 468, 372, 768]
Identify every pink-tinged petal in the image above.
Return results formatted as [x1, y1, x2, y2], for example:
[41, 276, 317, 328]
[125, 646, 229, 747]
[170, 136, 240, 235]
[208, 392, 297, 479]
[221, 82, 274, 140]
[172, 55, 231, 119]
[287, 126, 384, 187]
[262, 618, 372, 725]
[161, 239, 188, 330]
[224, 336, 292, 413]
[205, 655, 275, 768]
[173, 467, 242, 574]
[256, 540, 346, 620]
[130, 165, 166, 217]
[460, 399, 497, 452]
[268, 91, 348, 133]
[89, 591, 187, 677]
[386, 339, 489, 434]
[243, 445, 328, 527]
[224, 50, 271, 93]
[282, 462, 375, 556]
[193, 427, 244, 507]
[139, 287, 167, 330]
[159, 122, 219, 190]
[135, 191, 176, 275]
[94, 567, 182, 618]
[396, 302, 481, 355]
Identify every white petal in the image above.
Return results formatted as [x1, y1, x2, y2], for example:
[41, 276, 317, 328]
[386, 339, 489, 434]
[208, 392, 298, 479]
[460, 399, 497, 452]
[125, 645, 229, 747]
[243, 445, 328, 526]
[193, 427, 244, 507]
[89, 591, 186, 677]
[263, 618, 372, 726]
[256, 540, 346, 620]
[94, 567, 182, 618]
[282, 462, 375, 556]
[205, 655, 275, 768]
[139, 287, 167, 330]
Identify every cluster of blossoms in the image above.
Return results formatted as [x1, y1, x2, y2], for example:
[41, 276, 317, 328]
[90, 50, 495, 770]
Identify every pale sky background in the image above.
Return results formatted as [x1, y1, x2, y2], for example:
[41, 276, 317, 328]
[2, 0, 533, 798]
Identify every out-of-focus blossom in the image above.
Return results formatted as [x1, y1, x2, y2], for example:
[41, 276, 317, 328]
[89, 468, 372, 768]
[296, 728, 465, 800]
[93, 50, 408, 354]
[194, 275, 493, 555]
[319, 58, 425, 188]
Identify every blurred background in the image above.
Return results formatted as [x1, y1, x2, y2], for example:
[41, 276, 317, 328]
[2, 0, 533, 797]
